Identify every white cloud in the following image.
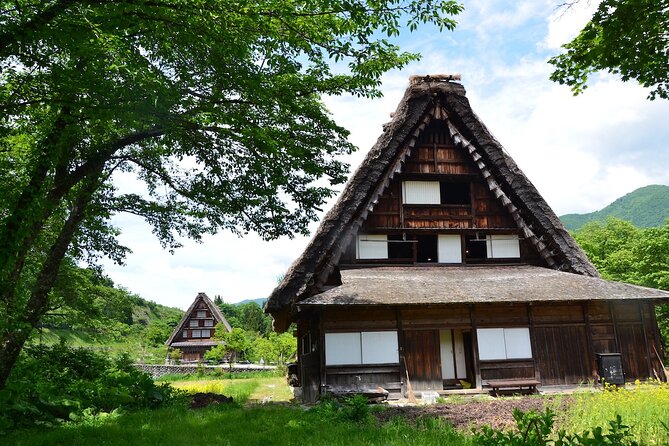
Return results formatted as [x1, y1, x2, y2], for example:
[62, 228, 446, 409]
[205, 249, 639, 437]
[542, 0, 601, 50]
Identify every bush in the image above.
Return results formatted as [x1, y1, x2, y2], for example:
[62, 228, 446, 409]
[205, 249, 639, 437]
[311, 394, 372, 424]
[473, 408, 640, 446]
[0, 343, 185, 432]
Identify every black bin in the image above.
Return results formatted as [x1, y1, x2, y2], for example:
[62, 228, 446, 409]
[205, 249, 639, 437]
[596, 353, 624, 386]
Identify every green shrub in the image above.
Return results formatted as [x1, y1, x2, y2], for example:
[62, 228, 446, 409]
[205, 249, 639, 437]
[311, 394, 372, 424]
[473, 408, 640, 446]
[0, 343, 186, 432]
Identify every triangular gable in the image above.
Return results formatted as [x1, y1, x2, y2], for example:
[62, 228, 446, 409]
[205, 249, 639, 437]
[165, 292, 232, 346]
[266, 76, 598, 330]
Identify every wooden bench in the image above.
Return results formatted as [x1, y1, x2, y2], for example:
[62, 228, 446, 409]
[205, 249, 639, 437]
[486, 379, 541, 396]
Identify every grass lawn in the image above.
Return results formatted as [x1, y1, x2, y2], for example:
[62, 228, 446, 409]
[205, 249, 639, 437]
[5, 378, 669, 446]
[169, 376, 293, 403]
[4, 401, 469, 446]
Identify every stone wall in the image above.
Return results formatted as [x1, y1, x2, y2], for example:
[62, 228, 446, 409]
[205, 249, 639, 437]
[135, 363, 276, 379]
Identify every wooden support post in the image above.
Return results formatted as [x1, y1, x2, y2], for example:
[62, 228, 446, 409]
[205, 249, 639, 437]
[527, 303, 539, 381]
[318, 311, 327, 398]
[648, 303, 666, 381]
[608, 302, 621, 352]
[396, 307, 408, 396]
[469, 304, 482, 389]
[639, 302, 653, 378]
[582, 301, 597, 377]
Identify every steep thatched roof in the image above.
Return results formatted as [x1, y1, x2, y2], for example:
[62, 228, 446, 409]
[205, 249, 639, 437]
[165, 292, 231, 346]
[299, 266, 669, 307]
[266, 76, 599, 330]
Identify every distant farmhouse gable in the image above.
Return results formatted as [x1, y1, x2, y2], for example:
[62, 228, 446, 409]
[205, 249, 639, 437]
[266, 75, 669, 402]
[166, 292, 232, 363]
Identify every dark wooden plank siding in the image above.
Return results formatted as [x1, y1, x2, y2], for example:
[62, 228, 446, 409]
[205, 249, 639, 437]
[480, 360, 535, 381]
[326, 365, 401, 392]
[533, 325, 592, 384]
[322, 308, 398, 330]
[296, 301, 663, 401]
[474, 305, 529, 326]
[400, 307, 471, 329]
[404, 330, 442, 390]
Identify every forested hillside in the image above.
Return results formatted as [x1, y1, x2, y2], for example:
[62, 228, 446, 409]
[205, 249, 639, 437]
[32, 270, 285, 365]
[561, 185, 669, 230]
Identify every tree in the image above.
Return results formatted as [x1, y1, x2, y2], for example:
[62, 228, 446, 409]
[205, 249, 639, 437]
[249, 331, 296, 365]
[205, 326, 254, 369]
[239, 302, 272, 337]
[0, 0, 463, 388]
[549, 0, 669, 100]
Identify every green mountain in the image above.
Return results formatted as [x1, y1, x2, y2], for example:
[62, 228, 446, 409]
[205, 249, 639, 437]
[237, 297, 267, 307]
[560, 184, 669, 231]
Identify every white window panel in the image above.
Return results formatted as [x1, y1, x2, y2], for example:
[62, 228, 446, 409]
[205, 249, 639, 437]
[402, 181, 441, 204]
[440, 330, 455, 379]
[182, 330, 188, 338]
[192, 329, 202, 338]
[325, 333, 362, 365]
[504, 328, 532, 359]
[201, 329, 211, 338]
[476, 328, 507, 361]
[361, 331, 399, 364]
[453, 330, 468, 379]
[477, 327, 532, 360]
[204, 319, 214, 327]
[189, 320, 199, 327]
[357, 234, 388, 259]
[486, 235, 520, 258]
[197, 310, 207, 318]
[438, 234, 462, 263]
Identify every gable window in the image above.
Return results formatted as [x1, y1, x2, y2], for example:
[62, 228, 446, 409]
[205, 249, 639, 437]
[402, 180, 471, 205]
[477, 328, 532, 360]
[402, 181, 441, 204]
[438, 234, 462, 263]
[465, 234, 520, 261]
[201, 329, 211, 338]
[416, 234, 438, 262]
[182, 330, 188, 338]
[465, 235, 487, 260]
[192, 329, 202, 338]
[357, 234, 388, 259]
[388, 234, 413, 259]
[486, 235, 520, 258]
[197, 310, 207, 318]
[325, 331, 399, 365]
[204, 319, 214, 327]
[440, 181, 471, 205]
[189, 319, 199, 328]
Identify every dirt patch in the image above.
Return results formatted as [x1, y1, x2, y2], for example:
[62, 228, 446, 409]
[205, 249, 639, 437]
[375, 396, 571, 431]
[189, 392, 233, 409]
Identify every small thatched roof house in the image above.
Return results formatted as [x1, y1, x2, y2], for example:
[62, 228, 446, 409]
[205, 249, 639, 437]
[265, 76, 669, 402]
[166, 292, 231, 363]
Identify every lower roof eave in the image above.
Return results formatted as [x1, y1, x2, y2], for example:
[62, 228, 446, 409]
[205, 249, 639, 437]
[296, 265, 669, 307]
[297, 297, 669, 309]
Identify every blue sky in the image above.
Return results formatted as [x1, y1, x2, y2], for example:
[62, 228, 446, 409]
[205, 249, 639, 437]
[102, 0, 669, 309]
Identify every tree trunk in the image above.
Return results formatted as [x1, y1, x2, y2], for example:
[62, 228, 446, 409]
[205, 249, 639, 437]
[0, 174, 100, 389]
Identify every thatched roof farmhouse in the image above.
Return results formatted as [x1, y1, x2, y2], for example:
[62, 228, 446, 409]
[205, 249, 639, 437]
[266, 76, 669, 402]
